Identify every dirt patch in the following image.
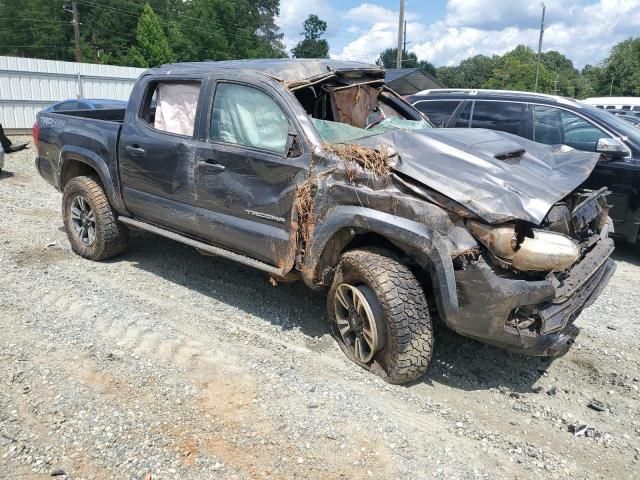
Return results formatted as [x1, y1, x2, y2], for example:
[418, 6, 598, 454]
[16, 207, 58, 219]
[13, 244, 70, 266]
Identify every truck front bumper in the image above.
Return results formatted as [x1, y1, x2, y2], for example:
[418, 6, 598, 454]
[449, 237, 615, 356]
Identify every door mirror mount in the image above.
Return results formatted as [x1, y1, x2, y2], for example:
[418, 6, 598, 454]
[285, 132, 302, 158]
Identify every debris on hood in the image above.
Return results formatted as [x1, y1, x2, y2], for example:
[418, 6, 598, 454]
[323, 142, 392, 179]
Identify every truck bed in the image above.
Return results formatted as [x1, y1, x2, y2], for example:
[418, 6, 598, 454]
[35, 109, 123, 193]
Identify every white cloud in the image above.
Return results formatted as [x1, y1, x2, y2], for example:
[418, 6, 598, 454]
[326, 0, 640, 68]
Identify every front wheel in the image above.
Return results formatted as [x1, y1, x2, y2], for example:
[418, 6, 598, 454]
[327, 248, 434, 384]
[62, 175, 129, 261]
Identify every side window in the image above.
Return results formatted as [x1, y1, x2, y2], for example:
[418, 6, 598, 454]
[532, 105, 563, 144]
[533, 105, 609, 151]
[211, 83, 289, 155]
[560, 110, 608, 151]
[413, 100, 460, 127]
[139, 81, 201, 137]
[471, 101, 524, 135]
[453, 102, 471, 128]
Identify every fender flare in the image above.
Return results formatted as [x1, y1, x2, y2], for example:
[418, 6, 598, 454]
[58, 145, 128, 214]
[302, 206, 459, 325]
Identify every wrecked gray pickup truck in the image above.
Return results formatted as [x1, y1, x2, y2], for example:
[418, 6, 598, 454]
[35, 59, 615, 384]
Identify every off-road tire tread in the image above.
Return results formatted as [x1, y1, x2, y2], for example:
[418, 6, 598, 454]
[329, 247, 433, 384]
[62, 175, 128, 261]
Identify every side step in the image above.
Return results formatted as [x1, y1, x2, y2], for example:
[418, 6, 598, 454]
[118, 216, 285, 276]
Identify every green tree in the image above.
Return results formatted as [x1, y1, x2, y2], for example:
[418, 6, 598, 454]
[436, 54, 498, 88]
[483, 56, 554, 92]
[123, 3, 174, 68]
[375, 47, 436, 76]
[603, 38, 640, 96]
[291, 14, 329, 58]
[0, 0, 72, 61]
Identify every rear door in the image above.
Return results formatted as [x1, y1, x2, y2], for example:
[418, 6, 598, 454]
[469, 101, 526, 137]
[412, 99, 462, 127]
[118, 75, 205, 234]
[192, 78, 310, 266]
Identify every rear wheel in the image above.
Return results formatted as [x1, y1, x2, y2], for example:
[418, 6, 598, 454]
[62, 175, 128, 261]
[328, 247, 434, 384]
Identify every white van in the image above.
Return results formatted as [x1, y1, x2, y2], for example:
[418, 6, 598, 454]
[583, 97, 640, 111]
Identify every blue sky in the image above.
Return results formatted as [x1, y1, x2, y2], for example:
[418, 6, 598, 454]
[276, 0, 640, 68]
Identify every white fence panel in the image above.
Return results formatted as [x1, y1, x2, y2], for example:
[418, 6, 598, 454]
[0, 56, 145, 130]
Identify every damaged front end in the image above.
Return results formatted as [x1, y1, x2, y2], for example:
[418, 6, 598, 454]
[452, 187, 615, 356]
[288, 68, 614, 359]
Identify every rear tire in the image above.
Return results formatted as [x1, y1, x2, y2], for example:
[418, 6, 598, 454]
[328, 247, 434, 384]
[62, 175, 128, 261]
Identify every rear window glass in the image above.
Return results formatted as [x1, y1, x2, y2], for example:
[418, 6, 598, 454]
[139, 81, 201, 137]
[413, 100, 460, 127]
[471, 101, 524, 136]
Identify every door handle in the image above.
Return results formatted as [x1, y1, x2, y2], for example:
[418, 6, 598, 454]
[125, 145, 146, 156]
[197, 160, 225, 173]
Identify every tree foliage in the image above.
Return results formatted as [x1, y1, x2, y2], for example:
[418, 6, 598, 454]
[123, 3, 175, 68]
[0, 0, 287, 65]
[432, 39, 640, 99]
[375, 48, 436, 76]
[291, 14, 329, 58]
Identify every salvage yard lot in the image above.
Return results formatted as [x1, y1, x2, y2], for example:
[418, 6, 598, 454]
[1, 139, 639, 479]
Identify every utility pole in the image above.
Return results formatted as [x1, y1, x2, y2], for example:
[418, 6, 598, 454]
[534, 2, 545, 92]
[396, 0, 405, 68]
[71, 1, 82, 63]
[609, 76, 614, 96]
[403, 20, 407, 56]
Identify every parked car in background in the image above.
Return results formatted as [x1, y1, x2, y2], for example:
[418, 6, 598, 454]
[408, 89, 640, 243]
[582, 97, 640, 111]
[618, 117, 640, 128]
[42, 98, 127, 113]
[607, 109, 640, 128]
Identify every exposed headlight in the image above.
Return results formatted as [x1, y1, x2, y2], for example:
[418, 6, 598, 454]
[467, 221, 580, 272]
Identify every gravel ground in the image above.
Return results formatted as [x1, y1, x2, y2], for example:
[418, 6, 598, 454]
[1, 139, 639, 480]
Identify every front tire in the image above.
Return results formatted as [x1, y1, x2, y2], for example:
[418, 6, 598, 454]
[62, 175, 128, 261]
[328, 248, 434, 384]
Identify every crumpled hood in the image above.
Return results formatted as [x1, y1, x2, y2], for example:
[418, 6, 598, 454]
[352, 128, 601, 225]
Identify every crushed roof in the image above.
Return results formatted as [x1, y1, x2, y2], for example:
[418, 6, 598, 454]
[149, 59, 385, 84]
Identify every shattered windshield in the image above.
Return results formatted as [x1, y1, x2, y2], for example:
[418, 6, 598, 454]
[313, 117, 431, 143]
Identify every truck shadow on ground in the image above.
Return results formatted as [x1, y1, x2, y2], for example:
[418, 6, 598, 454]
[423, 327, 555, 393]
[611, 241, 640, 267]
[118, 231, 329, 339]
[119, 231, 553, 393]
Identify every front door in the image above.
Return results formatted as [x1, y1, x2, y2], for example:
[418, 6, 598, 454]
[118, 77, 204, 235]
[192, 80, 309, 267]
[530, 104, 636, 224]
